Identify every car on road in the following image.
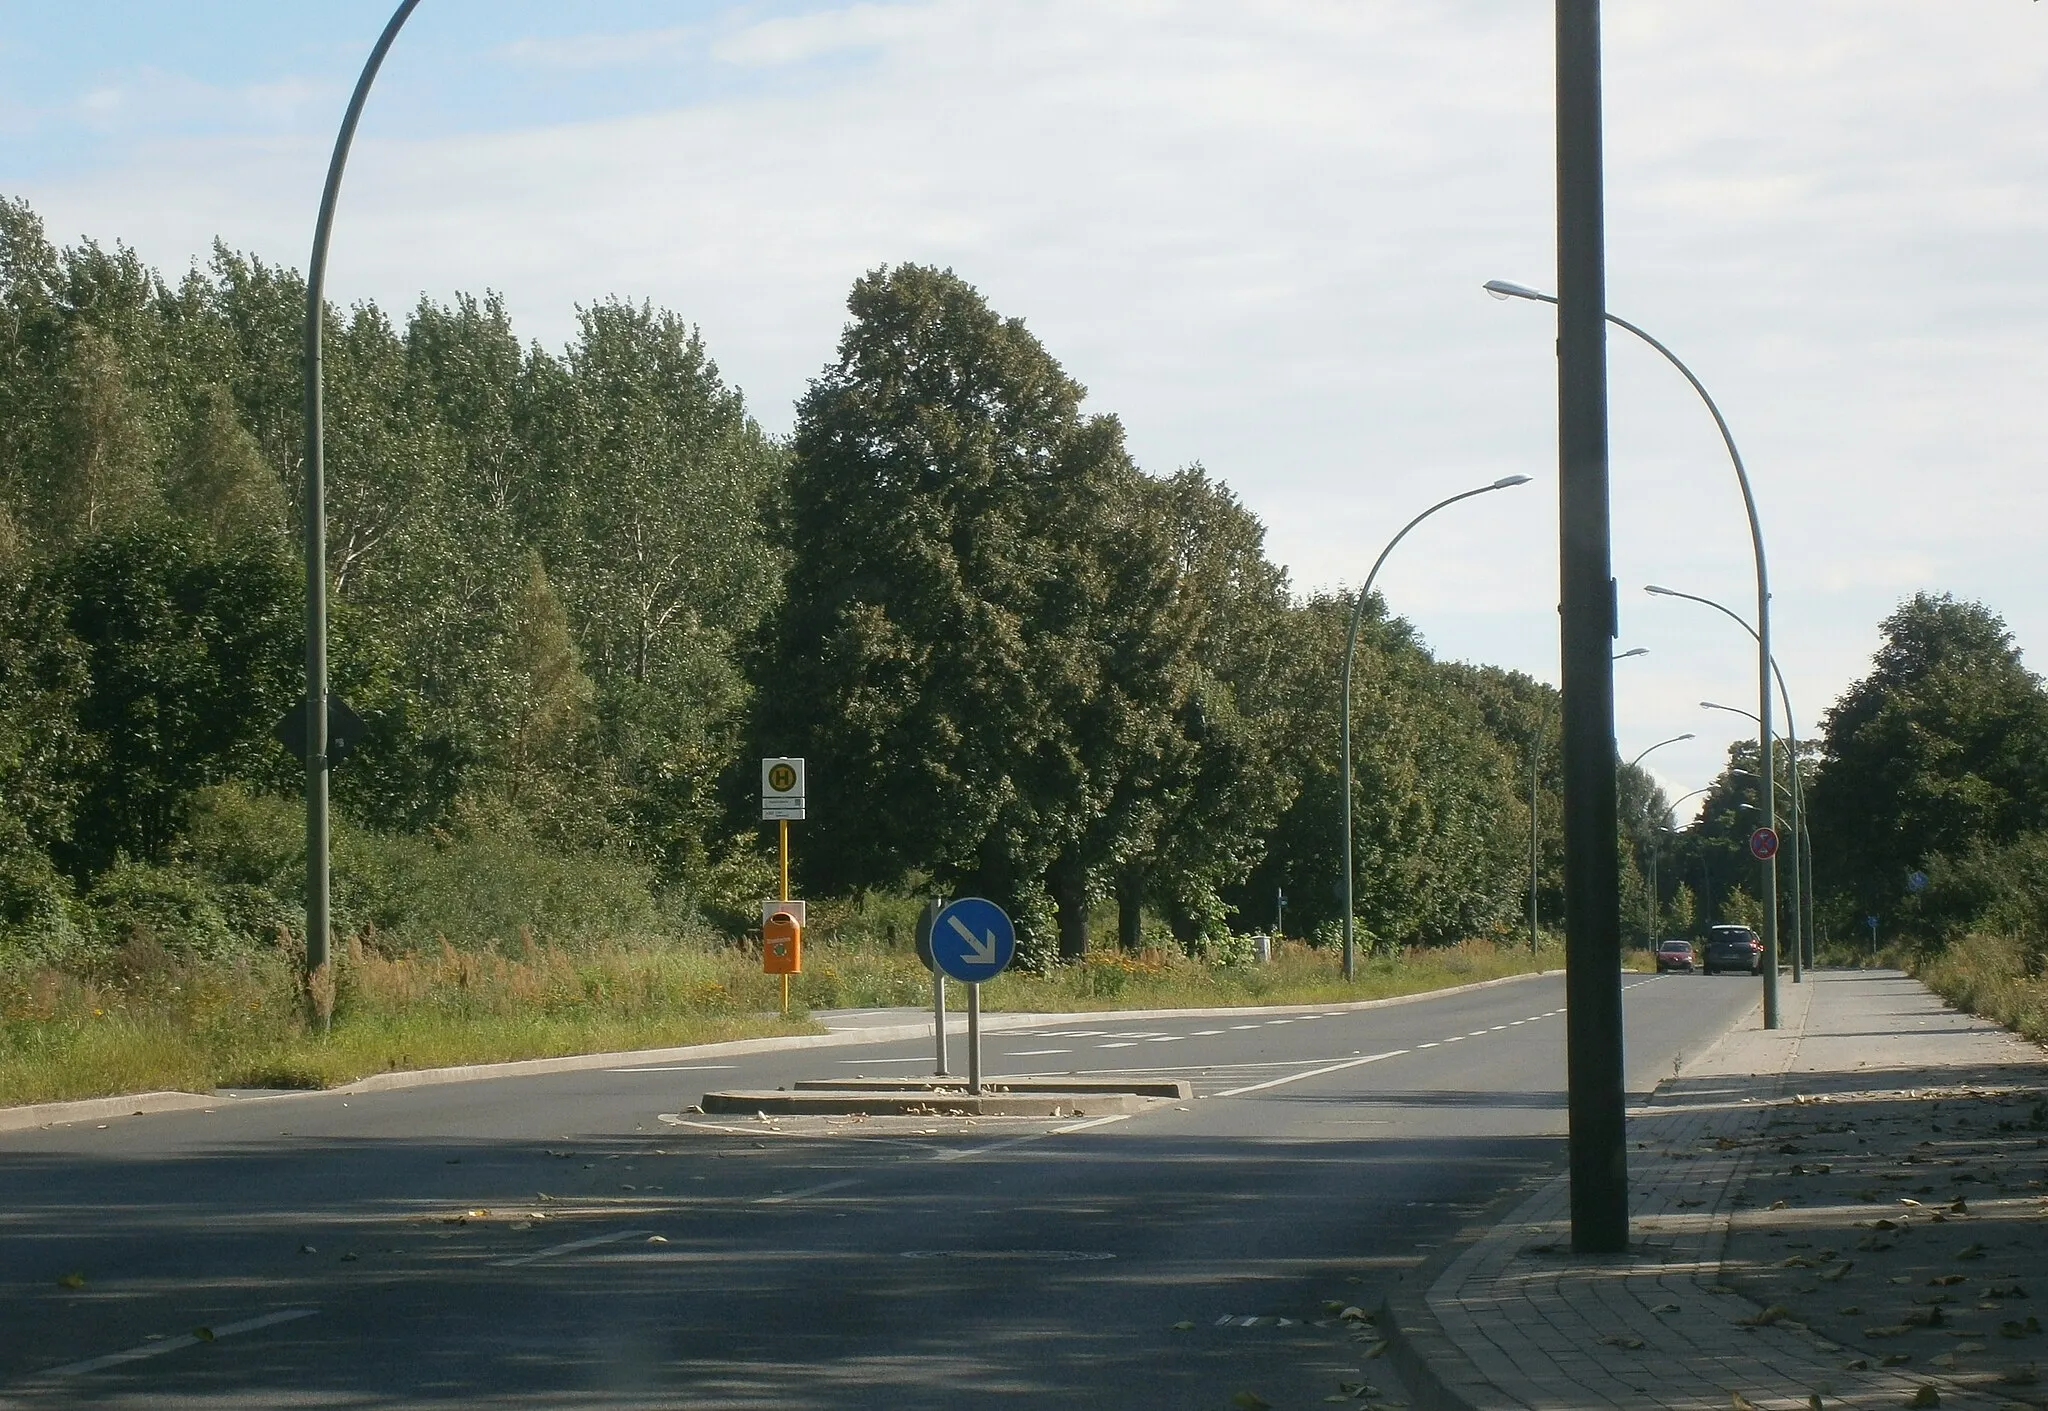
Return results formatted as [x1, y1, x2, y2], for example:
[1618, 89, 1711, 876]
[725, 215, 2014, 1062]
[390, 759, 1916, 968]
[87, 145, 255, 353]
[1654, 938, 1696, 972]
[1702, 925, 1764, 975]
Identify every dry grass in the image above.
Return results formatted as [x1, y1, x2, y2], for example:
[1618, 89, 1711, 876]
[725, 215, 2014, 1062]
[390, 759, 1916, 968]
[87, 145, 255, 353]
[1912, 931, 2048, 1047]
[2, 933, 1566, 1108]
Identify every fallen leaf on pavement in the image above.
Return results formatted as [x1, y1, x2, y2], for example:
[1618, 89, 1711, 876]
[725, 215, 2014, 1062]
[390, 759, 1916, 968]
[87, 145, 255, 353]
[1652, 1302, 1680, 1314]
[1230, 1393, 1272, 1410]
[192, 1327, 214, 1343]
[56, 1272, 85, 1289]
[1171, 1321, 1193, 1331]
[1741, 1304, 1794, 1327]
[1905, 1385, 1939, 1407]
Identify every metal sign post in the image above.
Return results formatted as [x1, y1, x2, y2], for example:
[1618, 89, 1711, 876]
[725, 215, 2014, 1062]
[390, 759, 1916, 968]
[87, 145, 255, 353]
[929, 898, 1016, 1099]
[967, 983, 982, 1095]
[916, 899, 949, 1075]
[760, 759, 806, 1015]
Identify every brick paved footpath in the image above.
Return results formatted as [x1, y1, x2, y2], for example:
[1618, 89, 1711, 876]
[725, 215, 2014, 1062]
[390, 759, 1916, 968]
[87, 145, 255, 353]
[1383, 968, 2048, 1411]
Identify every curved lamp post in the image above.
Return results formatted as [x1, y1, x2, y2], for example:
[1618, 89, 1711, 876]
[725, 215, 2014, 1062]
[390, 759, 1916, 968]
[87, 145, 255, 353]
[1627, 732, 1693, 770]
[1650, 583, 1812, 972]
[1341, 474, 1533, 980]
[1703, 698, 1809, 982]
[301, 0, 422, 1025]
[1487, 278, 1781, 1028]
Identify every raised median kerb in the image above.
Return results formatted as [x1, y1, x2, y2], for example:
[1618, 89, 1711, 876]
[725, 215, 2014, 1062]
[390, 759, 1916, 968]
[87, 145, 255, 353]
[695, 1073, 1192, 1117]
[1382, 968, 2048, 1411]
[2, 968, 1558, 1134]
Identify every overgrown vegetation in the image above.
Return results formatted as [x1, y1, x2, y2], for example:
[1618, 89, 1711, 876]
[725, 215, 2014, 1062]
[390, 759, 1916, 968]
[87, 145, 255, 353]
[6, 192, 2039, 1101]
[1912, 932, 2048, 1048]
[0, 932, 1561, 1108]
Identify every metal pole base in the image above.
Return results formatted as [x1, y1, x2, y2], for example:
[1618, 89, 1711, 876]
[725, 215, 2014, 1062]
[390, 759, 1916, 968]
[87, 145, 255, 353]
[967, 982, 982, 1096]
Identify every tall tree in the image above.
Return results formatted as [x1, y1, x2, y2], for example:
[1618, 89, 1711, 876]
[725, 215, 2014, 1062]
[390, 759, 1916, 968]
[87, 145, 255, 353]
[1809, 593, 2048, 927]
[751, 265, 1132, 952]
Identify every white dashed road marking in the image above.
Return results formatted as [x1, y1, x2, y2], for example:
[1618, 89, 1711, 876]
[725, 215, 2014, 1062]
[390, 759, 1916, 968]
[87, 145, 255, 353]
[43, 1309, 319, 1379]
[493, 1229, 651, 1268]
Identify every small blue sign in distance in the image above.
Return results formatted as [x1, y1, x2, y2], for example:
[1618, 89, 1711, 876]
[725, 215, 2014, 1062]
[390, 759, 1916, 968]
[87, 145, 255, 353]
[1906, 870, 1929, 894]
[930, 897, 1016, 984]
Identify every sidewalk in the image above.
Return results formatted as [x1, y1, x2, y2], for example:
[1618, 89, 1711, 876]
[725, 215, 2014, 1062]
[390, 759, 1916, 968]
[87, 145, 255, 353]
[1385, 969, 2048, 1410]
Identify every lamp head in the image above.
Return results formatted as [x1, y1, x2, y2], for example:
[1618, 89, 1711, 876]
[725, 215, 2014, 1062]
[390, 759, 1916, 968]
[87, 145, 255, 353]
[1676, 732, 1696, 743]
[1644, 584, 1676, 597]
[1490, 474, 1533, 490]
[1615, 647, 1649, 660]
[1483, 279, 1550, 302]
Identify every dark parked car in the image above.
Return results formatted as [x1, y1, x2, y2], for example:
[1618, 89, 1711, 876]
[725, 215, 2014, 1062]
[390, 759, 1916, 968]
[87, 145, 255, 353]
[1654, 938, 1696, 973]
[1702, 925, 1764, 975]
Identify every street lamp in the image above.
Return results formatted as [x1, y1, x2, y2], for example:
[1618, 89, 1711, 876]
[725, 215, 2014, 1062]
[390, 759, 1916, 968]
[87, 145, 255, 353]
[300, 0, 421, 1027]
[1627, 733, 1693, 770]
[1341, 475, 1533, 980]
[1703, 698, 1810, 982]
[1614, 646, 1648, 661]
[1489, 278, 1782, 1030]
[1650, 583, 1812, 972]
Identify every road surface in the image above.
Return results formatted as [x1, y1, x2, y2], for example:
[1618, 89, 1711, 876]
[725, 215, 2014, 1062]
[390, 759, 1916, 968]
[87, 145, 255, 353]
[0, 970, 1761, 1408]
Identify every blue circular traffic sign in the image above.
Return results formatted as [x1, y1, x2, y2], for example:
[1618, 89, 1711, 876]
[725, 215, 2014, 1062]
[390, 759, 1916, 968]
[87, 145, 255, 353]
[930, 897, 1016, 983]
[1748, 826, 1780, 861]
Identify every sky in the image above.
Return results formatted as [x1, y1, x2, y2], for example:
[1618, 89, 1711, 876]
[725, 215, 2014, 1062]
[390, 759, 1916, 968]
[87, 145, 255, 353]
[4, 1, 2045, 816]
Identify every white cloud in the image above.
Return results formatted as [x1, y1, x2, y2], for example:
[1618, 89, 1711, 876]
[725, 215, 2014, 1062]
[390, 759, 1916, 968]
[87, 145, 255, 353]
[11, 0, 2048, 799]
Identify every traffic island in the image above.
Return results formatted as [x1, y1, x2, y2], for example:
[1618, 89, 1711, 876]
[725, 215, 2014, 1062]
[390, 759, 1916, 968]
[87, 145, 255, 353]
[699, 1075, 1189, 1117]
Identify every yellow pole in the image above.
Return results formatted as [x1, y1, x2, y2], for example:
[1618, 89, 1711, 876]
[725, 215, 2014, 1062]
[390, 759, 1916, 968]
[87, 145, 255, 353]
[779, 819, 790, 1015]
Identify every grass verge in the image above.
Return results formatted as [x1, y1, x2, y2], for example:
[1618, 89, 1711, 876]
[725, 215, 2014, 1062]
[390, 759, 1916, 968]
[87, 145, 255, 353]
[1910, 931, 2048, 1047]
[3, 935, 1566, 1109]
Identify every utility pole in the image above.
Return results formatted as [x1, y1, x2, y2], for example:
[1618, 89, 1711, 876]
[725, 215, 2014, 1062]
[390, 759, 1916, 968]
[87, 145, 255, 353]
[1555, 0, 1629, 1254]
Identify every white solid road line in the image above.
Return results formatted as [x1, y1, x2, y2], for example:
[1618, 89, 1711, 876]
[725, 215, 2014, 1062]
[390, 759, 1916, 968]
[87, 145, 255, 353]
[43, 1308, 319, 1378]
[1005, 1048, 1072, 1056]
[753, 1177, 861, 1204]
[1212, 1048, 1409, 1098]
[492, 1228, 651, 1268]
[604, 1064, 738, 1073]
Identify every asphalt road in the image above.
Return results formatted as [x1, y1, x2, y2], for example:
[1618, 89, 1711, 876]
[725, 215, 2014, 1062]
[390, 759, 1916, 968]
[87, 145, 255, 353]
[0, 969, 1762, 1409]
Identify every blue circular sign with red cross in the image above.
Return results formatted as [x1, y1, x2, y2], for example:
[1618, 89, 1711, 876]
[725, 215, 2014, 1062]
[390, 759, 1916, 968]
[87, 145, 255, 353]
[1748, 826, 1781, 861]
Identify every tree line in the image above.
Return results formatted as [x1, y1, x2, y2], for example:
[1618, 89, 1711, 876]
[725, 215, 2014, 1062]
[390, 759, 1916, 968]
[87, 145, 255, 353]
[8, 194, 2032, 973]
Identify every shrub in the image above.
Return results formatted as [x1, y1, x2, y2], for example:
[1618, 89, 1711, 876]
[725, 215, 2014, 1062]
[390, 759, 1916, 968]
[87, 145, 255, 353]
[83, 857, 240, 960]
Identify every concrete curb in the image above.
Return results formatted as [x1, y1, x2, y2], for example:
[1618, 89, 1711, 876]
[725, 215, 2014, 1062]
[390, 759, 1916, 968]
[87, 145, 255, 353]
[2, 967, 1561, 1133]
[0, 1090, 224, 1134]
[1375, 988, 1778, 1411]
[702, 1089, 1161, 1117]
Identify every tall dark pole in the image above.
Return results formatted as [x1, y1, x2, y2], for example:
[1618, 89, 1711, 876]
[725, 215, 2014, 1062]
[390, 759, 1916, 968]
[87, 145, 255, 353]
[303, 0, 421, 1023]
[1556, 0, 1629, 1254]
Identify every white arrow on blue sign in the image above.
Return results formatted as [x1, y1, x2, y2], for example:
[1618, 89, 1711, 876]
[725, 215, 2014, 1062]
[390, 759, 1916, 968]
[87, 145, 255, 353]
[930, 897, 1016, 983]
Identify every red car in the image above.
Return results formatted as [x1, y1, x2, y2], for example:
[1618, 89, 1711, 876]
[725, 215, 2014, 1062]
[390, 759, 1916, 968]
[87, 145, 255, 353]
[1654, 938, 1696, 973]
